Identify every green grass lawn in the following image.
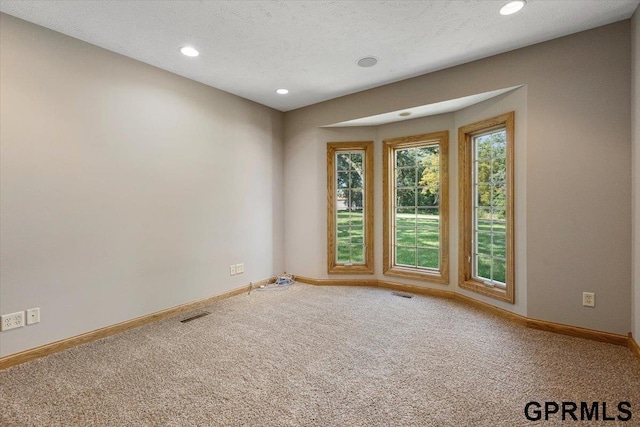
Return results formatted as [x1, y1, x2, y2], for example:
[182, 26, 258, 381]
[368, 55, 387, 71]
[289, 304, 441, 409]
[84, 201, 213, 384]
[476, 219, 506, 283]
[394, 213, 439, 269]
[336, 211, 506, 283]
[337, 211, 364, 263]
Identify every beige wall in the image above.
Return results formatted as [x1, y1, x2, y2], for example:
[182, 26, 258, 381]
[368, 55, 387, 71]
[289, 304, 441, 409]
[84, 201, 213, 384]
[1, 12, 635, 358]
[321, 89, 528, 315]
[285, 22, 632, 335]
[632, 7, 640, 339]
[0, 14, 285, 357]
[451, 88, 528, 316]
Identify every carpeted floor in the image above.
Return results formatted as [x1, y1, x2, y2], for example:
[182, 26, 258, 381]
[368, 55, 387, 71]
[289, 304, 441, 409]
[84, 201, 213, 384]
[1, 284, 638, 426]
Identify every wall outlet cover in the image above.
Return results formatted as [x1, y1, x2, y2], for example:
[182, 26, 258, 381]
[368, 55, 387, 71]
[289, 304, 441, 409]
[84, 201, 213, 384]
[1, 311, 25, 331]
[26, 308, 40, 325]
[582, 292, 595, 307]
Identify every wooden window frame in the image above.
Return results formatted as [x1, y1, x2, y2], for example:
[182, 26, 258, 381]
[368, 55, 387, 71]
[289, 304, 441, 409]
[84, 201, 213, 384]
[327, 141, 374, 274]
[458, 112, 515, 303]
[383, 131, 449, 284]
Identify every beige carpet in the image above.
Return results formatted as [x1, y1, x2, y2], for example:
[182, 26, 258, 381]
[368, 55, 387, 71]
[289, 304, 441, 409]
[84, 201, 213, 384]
[1, 284, 638, 426]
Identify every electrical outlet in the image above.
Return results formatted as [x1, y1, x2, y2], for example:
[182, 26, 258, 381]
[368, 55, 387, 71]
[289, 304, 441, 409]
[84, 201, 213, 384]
[26, 308, 40, 325]
[236, 263, 244, 274]
[583, 292, 595, 307]
[1, 311, 25, 331]
[230, 264, 236, 276]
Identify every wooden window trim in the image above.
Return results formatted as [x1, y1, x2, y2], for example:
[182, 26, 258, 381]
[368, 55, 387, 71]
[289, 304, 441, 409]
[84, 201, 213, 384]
[458, 112, 515, 303]
[327, 141, 374, 274]
[383, 131, 449, 284]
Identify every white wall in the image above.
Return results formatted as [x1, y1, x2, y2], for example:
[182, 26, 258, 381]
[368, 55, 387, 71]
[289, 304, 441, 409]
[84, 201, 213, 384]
[285, 22, 632, 335]
[0, 14, 284, 357]
[632, 6, 640, 339]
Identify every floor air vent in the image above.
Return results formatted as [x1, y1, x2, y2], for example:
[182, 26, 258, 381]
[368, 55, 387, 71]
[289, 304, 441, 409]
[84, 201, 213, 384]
[180, 311, 211, 323]
[392, 292, 413, 299]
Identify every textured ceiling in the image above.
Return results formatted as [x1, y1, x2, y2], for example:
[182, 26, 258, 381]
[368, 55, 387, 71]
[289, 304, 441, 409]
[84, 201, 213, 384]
[1, 1, 638, 112]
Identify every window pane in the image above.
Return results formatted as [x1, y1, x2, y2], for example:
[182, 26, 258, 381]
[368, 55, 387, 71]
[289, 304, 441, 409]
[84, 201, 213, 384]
[349, 209, 364, 227]
[418, 207, 439, 218]
[396, 188, 416, 207]
[396, 167, 416, 187]
[418, 151, 439, 190]
[493, 232, 506, 258]
[416, 208, 439, 247]
[417, 226, 439, 248]
[337, 227, 350, 246]
[349, 152, 363, 170]
[476, 231, 492, 257]
[476, 255, 491, 281]
[491, 132, 506, 158]
[336, 189, 347, 211]
[351, 245, 364, 263]
[394, 144, 439, 271]
[336, 153, 350, 171]
[396, 227, 416, 247]
[337, 246, 350, 263]
[396, 207, 416, 217]
[349, 190, 363, 211]
[351, 231, 364, 245]
[417, 145, 438, 159]
[492, 217, 506, 233]
[337, 171, 349, 188]
[396, 210, 416, 228]
[468, 125, 511, 291]
[331, 146, 370, 269]
[476, 215, 491, 232]
[492, 257, 506, 284]
[476, 160, 491, 184]
[350, 171, 363, 189]
[386, 136, 446, 276]
[492, 184, 506, 209]
[492, 158, 506, 183]
[476, 184, 491, 207]
[396, 246, 416, 267]
[492, 208, 506, 222]
[417, 187, 437, 206]
[396, 148, 416, 167]
[476, 135, 492, 160]
[417, 248, 439, 269]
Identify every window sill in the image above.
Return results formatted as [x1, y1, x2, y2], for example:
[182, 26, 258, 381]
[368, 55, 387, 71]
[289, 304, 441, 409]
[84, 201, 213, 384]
[458, 278, 514, 303]
[329, 264, 374, 274]
[384, 265, 448, 285]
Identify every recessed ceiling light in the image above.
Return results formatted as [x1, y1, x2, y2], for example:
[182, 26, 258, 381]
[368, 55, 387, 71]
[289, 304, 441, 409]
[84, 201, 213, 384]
[500, 0, 526, 15]
[399, 112, 412, 117]
[180, 46, 199, 57]
[276, 88, 289, 95]
[357, 56, 378, 68]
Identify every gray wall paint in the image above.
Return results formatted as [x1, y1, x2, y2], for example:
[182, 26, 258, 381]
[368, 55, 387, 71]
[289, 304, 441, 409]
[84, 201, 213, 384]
[0, 14, 285, 357]
[451, 89, 527, 316]
[320, 89, 528, 316]
[633, 7, 639, 339]
[1, 14, 635, 358]
[285, 22, 632, 335]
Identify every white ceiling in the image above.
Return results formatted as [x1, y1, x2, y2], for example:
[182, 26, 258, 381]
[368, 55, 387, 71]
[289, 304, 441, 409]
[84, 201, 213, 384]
[1, 1, 638, 112]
